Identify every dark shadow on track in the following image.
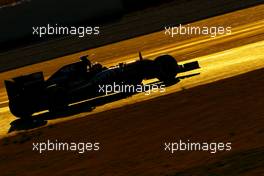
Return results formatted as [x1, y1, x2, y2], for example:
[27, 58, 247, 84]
[8, 72, 200, 133]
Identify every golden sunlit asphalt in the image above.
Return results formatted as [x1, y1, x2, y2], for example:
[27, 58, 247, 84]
[0, 5, 264, 138]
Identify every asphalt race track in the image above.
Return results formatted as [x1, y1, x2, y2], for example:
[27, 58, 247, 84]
[0, 4, 263, 137]
[1, 5, 264, 133]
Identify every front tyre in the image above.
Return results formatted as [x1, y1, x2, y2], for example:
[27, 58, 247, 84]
[154, 55, 179, 82]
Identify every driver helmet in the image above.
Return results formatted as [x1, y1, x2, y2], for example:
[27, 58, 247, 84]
[80, 55, 91, 67]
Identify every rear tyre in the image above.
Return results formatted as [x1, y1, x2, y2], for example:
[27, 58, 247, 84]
[9, 99, 33, 119]
[48, 86, 68, 113]
[154, 55, 179, 82]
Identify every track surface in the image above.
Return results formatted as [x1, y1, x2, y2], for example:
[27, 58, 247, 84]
[0, 4, 264, 176]
[0, 5, 264, 137]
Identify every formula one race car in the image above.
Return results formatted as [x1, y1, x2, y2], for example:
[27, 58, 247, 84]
[4, 53, 200, 118]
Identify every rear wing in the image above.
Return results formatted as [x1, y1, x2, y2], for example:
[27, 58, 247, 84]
[4, 72, 44, 100]
[4, 79, 17, 100]
[178, 61, 200, 73]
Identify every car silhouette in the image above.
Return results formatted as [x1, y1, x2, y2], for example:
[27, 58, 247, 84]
[4, 53, 200, 118]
